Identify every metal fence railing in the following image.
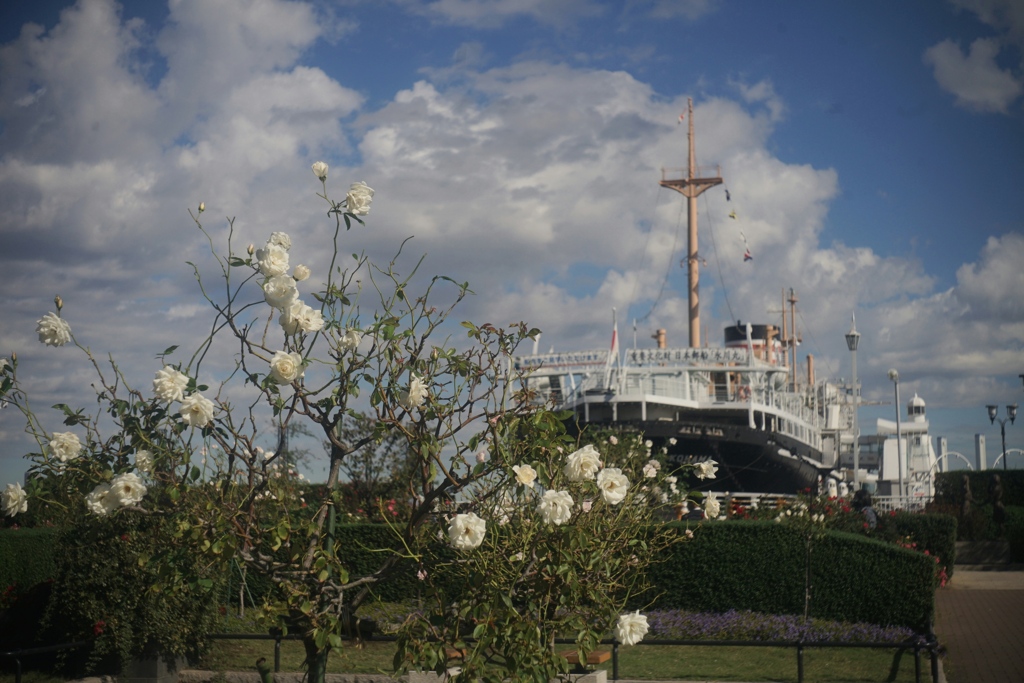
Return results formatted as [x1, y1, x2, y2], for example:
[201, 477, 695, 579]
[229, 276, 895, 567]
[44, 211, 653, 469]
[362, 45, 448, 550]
[204, 630, 941, 683]
[0, 639, 92, 683]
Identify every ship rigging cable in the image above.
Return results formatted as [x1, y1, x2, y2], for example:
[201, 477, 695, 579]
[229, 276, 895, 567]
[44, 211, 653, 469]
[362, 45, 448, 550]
[636, 190, 685, 323]
[701, 189, 737, 325]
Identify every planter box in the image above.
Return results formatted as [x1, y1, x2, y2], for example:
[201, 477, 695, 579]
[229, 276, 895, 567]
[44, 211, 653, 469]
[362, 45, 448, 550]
[121, 654, 187, 683]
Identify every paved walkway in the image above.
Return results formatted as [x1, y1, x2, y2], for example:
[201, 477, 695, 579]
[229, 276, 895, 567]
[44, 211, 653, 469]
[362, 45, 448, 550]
[934, 570, 1024, 683]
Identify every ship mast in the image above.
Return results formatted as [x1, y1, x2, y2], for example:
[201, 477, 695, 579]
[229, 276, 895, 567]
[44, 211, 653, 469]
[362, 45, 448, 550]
[659, 98, 723, 348]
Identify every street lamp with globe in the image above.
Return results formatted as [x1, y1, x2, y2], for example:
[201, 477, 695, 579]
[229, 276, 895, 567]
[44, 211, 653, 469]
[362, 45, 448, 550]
[987, 403, 1018, 470]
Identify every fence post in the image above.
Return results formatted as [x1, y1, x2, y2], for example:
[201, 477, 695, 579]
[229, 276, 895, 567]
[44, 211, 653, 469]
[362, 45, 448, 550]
[270, 628, 282, 672]
[796, 643, 804, 683]
[928, 624, 940, 683]
[612, 641, 619, 680]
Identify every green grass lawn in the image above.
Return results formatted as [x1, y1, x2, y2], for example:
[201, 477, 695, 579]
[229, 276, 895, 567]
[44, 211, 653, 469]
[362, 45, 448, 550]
[189, 636, 926, 682]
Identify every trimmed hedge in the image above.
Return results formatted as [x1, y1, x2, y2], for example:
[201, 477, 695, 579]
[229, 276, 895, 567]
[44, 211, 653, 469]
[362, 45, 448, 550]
[935, 470, 1024, 508]
[887, 510, 957, 577]
[645, 522, 935, 631]
[6, 521, 937, 633]
[0, 528, 58, 591]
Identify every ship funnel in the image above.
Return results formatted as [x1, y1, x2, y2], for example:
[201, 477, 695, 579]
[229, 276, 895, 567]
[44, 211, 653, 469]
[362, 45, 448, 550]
[652, 328, 667, 349]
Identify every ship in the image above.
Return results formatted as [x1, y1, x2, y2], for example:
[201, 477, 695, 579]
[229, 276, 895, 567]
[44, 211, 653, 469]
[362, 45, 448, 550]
[512, 98, 857, 495]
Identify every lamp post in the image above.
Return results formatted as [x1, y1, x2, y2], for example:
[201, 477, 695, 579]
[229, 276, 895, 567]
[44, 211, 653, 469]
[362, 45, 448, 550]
[987, 404, 1018, 470]
[887, 369, 904, 502]
[845, 315, 861, 486]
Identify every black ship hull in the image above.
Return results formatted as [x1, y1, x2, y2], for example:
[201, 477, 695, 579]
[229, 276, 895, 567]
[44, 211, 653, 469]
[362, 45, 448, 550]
[575, 417, 827, 494]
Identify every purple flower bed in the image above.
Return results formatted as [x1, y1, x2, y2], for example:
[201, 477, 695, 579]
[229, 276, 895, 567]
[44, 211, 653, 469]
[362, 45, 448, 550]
[645, 609, 916, 644]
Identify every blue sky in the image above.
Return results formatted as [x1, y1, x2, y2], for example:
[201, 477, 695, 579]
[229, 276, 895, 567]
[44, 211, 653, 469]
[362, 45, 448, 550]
[1, 0, 1022, 485]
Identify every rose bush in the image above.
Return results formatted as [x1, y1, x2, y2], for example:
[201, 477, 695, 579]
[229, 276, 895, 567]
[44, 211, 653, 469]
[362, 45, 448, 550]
[0, 165, 557, 682]
[395, 429, 714, 683]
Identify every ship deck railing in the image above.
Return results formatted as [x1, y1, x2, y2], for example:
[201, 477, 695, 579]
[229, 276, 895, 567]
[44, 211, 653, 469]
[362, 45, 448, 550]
[872, 495, 933, 513]
[544, 369, 827, 453]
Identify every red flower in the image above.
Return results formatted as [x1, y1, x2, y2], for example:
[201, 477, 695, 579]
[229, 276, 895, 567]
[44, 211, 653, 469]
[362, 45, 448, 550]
[93, 620, 106, 636]
[863, 522, 869, 529]
[120, 533, 130, 541]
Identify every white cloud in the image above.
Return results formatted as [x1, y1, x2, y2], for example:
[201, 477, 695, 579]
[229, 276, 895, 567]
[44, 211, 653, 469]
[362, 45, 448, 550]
[953, 233, 1024, 320]
[394, 0, 605, 28]
[950, 0, 1024, 48]
[923, 37, 1023, 113]
[635, 0, 718, 21]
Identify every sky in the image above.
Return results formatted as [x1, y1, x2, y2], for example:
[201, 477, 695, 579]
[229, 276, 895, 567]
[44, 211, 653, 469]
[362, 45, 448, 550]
[1, 0, 1023, 486]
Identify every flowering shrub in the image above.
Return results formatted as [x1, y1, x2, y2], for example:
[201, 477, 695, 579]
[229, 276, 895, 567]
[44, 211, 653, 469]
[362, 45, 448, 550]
[0, 164, 561, 681]
[395, 434, 710, 683]
[645, 608, 915, 643]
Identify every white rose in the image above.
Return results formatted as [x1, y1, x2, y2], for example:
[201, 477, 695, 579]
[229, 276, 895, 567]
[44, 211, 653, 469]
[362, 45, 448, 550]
[256, 243, 290, 278]
[643, 459, 660, 479]
[704, 492, 721, 519]
[311, 161, 329, 181]
[292, 264, 311, 281]
[263, 275, 299, 310]
[49, 431, 82, 462]
[608, 435, 618, 445]
[85, 483, 119, 516]
[110, 472, 147, 506]
[615, 611, 649, 646]
[448, 512, 486, 550]
[596, 467, 629, 505]
[153, 366, 189, 403]
[268, 231, 292, 250]
[279, 300, 324, 335]
[346, 181, 374, 216]
[36, 312, 71, 347]
[2, 482, 28, 517]
[269, 350, 304, 384]
[537, 489, 573, 526]
[695, 460, 718, 480]
[134, 449, 153, 474]
[668, 437, 677, 445]
[564, 444, 601, 481]
[399, 375, 428, 411]
[179, 392, 215, 428]
[512, 464, 537, 488]
[340, 328, 362, 352]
